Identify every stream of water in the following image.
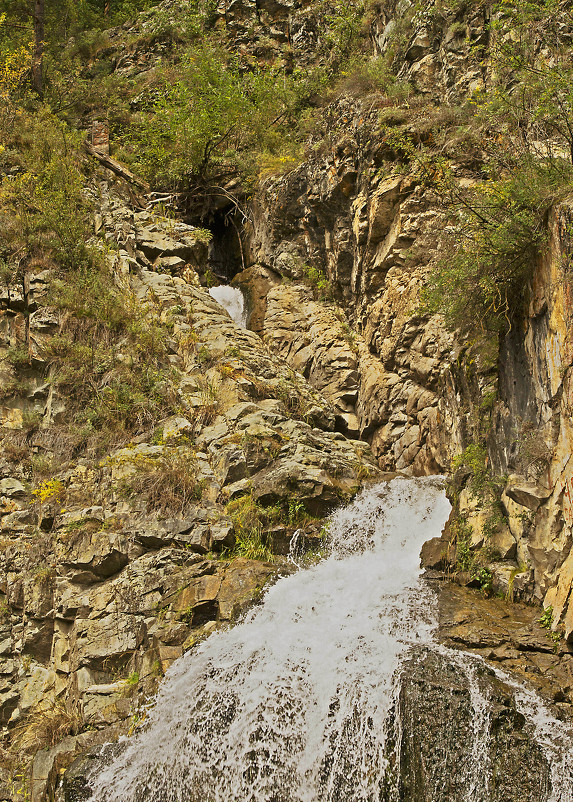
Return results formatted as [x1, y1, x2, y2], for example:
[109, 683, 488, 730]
[85, 478, 573, 802]
[208, 285, 247, 327]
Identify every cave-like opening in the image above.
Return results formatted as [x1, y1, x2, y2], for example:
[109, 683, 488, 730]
[205, 207, 245, 283]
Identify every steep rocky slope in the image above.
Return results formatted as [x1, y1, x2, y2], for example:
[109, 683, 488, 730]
[0, 173, 379, 799]
[1, 0, 573, 797]
[224, 0, 573, 637]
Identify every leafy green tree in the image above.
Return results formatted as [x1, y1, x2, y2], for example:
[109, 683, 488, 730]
[125, 39, 325, 190]
[421, 148, 573, 333]
[482, 0, 573, 163]
[422, 0, 573, 334]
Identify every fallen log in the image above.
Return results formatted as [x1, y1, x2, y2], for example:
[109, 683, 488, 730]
[84, 142, 150, 192]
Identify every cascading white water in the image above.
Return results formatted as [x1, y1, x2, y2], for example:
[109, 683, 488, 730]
[86, 478, 449, 801]
[431, 644, 573, 802]
[438, 647, 493, 802]
[209, 285, 247, 327]
[85, 478, 573, 801]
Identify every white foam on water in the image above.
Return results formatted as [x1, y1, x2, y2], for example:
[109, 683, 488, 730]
[86, 478, 449, 802]
[209, 285, 247, 327]
[85, 477, 573, 802]
[441, 648, 492, 802]
[494, 664, 573, 802]
[436, 644, 573, 802]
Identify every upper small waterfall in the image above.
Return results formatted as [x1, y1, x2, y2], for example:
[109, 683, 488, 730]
[209, 285, 247, 327]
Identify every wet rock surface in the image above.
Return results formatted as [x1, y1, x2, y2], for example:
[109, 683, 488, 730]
[433, 580, 573, 714]
[394, 646, 552, 802]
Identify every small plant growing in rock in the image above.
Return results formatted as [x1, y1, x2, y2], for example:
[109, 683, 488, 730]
[119, 450, 203, 514]
[225, 494, 274, 561]
[517, 422, 553, 478]
[451, 444, 489, 497]
[151, 660, 164, 678]
[473, 566, 493, 596]
[33, 564, 55, 585]
[6, 345, 30, 368]
[288, 499, 306, 525]
[538, 606, 563, 648]
[451, 443, 508, 542]
[302, 264, 333, 302]
[21, 411, 43, 433]
[538, 606, 553, 629]
[124, 671, 140, 688]
[18, 701, 84, 750]
[33, 479, 65, 504]
[451, 516, 473, 572]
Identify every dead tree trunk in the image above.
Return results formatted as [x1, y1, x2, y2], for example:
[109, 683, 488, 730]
[31, 0, 44, 96]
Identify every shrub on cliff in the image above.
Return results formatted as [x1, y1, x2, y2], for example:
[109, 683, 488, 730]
[122, 39, 331, 189]
[415, 0, 573, 334]
[423, 156, 571, 332]
[484, 0, 573, 164]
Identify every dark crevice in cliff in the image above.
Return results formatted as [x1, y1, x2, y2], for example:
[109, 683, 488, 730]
[207, 209, 245, 280]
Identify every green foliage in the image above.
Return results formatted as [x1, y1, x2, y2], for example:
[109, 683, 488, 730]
[288, 499, 306, 526]
[336, 54, 402, 96]
[0, 0, 161, 48]
[538, 606, 553, 629]
[451, 443, 508, 565]
[451, 444, 490, 495]
[1, 109, 98, 274]
[451, 516, 495, 594]
[537, 604, 563, 646]
[6, 345, 30, 368]
[418, 0, 573, 334]
[44, 316, 178, 454]
[119, 38, 330, 188]
[484, 0, 573, 163]
[320, 0, 369, 61]
[452, 516, 473, 571]
[481, 506, 506, 542]
[33, 563, 56, 584]
[474, 566, 493, 594]
[124, 670, 140, 687]
[301, 264, 333, 301]
[52, 272, 130, 330]
[479, 388, 497, 414]
[225, 494, 274, 561]
[423, 158, 571, 332]
[127, 44, 251, 186]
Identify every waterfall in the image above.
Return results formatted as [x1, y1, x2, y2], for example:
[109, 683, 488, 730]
[492, 665, 573, 802]
[208, 285, 247, 327]
[84, 478, 573, 802]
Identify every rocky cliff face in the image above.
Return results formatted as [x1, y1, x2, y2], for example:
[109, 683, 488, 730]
[225, 0, 573, 640]
[1, 0, 573, 797]
[494, 202, 573, 632]
[394, 646, 552, 802]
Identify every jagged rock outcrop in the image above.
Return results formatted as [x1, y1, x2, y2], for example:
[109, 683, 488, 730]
[246, 143, 463, 474]
[231, 13, 573, 647]
[490, 201, 573, 634]
[435, 581, 573, 708]
[393, 647, 552, 802]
